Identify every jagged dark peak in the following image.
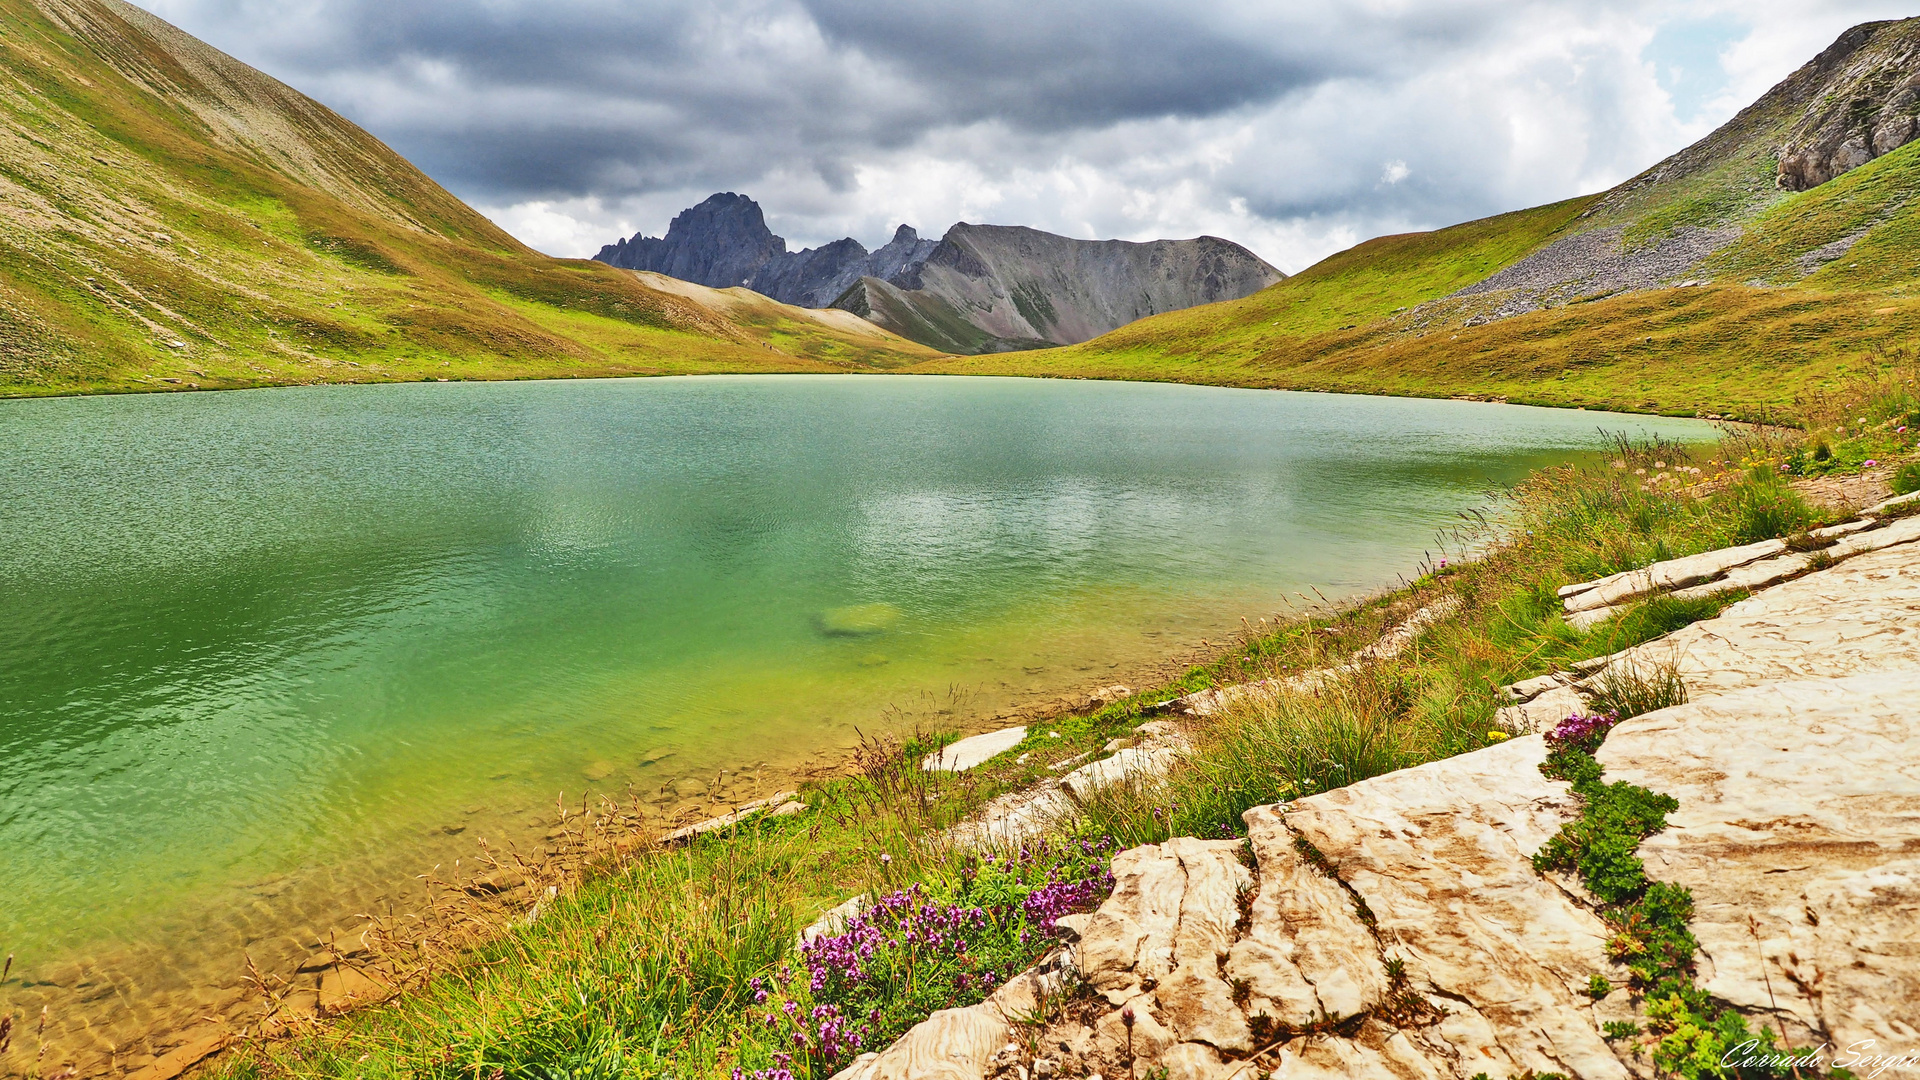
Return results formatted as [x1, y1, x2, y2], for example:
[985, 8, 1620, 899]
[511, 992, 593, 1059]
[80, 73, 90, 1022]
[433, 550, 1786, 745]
[746, 236, 869, 308]
[866, 226, 939, 286]
[835, 221, 1284, 353]
[596, 192, 785, 288]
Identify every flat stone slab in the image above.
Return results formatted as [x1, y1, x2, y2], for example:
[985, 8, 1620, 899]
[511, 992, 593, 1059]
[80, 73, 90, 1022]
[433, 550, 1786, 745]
[1600, 670, 1920, 1049]
[1286, 736, 1631, 1080]
[657, 791, 795, 844]
[1059, 744, 1181, 803]
[1563, 538, 1786, 613]
[1827, 511, 1920, 558]
[1504, 672, 1572, 702]
[944, 783, 1078, 848]
[921, 727, 1026, 772]
[1491, 683, 1586, 733]
[1864, 490, 1920, 516]
[1669, 550, 1812, 601]
[1620, 539, 1920, 696]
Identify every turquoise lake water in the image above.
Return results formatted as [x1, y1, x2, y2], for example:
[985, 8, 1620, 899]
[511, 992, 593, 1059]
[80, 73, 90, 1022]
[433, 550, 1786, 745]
[0, 375, 1718, 1043]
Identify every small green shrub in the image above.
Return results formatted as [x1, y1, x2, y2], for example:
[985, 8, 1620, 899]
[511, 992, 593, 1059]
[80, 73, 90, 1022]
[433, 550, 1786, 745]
[1603, 1020, 1641, 1041]
[1725, 475, 1820, 545]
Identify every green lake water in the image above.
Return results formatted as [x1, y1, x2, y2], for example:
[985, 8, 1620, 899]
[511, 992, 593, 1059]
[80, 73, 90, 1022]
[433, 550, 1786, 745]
[0, 375, 1718, 1039]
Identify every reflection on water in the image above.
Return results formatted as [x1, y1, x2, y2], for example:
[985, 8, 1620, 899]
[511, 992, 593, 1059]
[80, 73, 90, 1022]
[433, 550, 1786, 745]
[0, 375, 1717, 1061]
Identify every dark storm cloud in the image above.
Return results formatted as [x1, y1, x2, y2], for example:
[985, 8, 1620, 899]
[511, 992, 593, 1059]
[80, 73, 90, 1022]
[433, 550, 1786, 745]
[141, 0, 1512, 202]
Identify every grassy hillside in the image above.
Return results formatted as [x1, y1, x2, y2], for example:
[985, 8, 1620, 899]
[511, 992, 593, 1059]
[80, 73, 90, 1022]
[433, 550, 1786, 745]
[929, 144, 1920, 419]
[0, 0, 937, 397]
[926, 21, 1920, 419]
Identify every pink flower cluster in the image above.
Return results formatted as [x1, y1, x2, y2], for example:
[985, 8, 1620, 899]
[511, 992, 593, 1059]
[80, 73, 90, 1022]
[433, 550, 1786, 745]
[739, 838, 1117, 1077]
[799, 885, 991, 995]
[1545, 712, 1620, 757]
[1021, 863, 1116, 932]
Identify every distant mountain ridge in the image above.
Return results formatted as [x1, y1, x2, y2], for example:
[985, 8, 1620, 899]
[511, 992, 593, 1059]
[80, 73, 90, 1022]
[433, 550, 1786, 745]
[596, 193, 938, 307]
[833, 224, 1286, 354]
[594, 195, 1283, 353]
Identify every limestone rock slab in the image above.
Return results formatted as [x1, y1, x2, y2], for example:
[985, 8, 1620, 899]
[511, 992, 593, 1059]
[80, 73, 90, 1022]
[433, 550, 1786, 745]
[1624, 540, 1920, 696]
[1227, 805, 1385, 1026]
[1504, 671, 1572, 702]
[1599, 671, 1920, 1049]
[1563, 538, 1786, 613]
[1492, 684, 1587, 733]
[1669, 551, 1812, 602]
[1827, 512, 1920, 559]
[1284, 735, 1630, 1080]
[923, 727, 1027, 772]
[1060, 745, 1181, 803]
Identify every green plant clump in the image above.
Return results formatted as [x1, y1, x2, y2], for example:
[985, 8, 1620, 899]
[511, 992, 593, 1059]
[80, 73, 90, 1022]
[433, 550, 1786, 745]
[1893, 461, 1920, 497]
[1533, 716, 1811, 1079]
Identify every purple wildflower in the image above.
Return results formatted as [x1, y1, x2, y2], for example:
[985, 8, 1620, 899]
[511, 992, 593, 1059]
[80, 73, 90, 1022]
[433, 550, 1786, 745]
[1546, 712, 1620, 756]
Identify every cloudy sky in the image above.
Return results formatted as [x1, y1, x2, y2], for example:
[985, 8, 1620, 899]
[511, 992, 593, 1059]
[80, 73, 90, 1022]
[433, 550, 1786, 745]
[141, 0, 1914, 270]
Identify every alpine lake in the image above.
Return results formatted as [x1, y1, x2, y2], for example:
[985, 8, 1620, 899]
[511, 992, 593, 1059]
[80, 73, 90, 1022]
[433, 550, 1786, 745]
[0, 374, 1720, 1054]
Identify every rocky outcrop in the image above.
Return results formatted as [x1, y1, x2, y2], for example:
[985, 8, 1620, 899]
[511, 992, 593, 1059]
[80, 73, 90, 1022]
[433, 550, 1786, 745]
[1774, 21, 1920, 190]
[595, 195, 1282, 353]
[1433, 18, 1920, 326]
[1556, 491, 1920, 629]
[840, 527, 1920, 1080]
[598, 201, 941, 308]
[1600, 672, 1920, 1051]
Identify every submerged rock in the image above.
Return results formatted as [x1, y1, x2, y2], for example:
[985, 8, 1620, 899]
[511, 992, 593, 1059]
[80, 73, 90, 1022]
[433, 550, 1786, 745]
[818, 602, 902, 636]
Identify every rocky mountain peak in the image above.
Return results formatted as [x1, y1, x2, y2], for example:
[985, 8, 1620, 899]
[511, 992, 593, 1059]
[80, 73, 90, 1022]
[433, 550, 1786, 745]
[593, 194, 1283, 353]
[596, 192, 786, 288]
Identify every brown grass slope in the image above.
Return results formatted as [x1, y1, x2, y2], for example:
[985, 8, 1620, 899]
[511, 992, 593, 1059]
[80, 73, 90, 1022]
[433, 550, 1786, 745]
[0, 0, 938, 397]
[925, 19, 1920, 419]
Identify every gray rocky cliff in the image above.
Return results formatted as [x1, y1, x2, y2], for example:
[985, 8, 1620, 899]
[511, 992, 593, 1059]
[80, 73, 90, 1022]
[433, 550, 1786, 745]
[594, 192, 785, 289]
[833, 224, 1285, 354]
[747, 226, 940, 309]
[1773, 20, 1920, 190]
[594, 194, 1280, 353]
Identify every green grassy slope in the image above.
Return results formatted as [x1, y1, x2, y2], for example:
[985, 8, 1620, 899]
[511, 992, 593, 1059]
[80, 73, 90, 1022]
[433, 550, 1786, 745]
[0, 0, 937, 397]
[926, 21, 1920, 419]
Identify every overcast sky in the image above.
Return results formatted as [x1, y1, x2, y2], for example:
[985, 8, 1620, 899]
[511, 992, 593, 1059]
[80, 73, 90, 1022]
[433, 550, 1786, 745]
[140, 0, 1915, 270]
